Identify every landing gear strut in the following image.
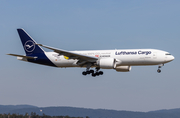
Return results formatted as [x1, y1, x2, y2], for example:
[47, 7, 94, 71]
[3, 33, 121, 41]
[91, 67, 103, 77]
[157, 64, 164, 73]
[82, 67, 103, 77]
[82, 69, 94, 75]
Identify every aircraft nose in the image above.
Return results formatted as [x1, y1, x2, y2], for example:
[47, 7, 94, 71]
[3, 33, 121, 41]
[169, 55, 175, 62]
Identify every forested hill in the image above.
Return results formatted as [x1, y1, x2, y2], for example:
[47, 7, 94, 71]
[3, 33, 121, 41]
[1, 105, 180, 118]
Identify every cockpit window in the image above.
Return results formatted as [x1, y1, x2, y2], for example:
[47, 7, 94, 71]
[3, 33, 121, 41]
[165, 53, 171, 55]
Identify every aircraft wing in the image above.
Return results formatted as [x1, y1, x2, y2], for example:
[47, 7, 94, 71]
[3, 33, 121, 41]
[37, 44, 98, 62]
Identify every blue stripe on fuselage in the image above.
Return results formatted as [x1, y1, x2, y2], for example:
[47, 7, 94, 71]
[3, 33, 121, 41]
[27, 53, 56, 67]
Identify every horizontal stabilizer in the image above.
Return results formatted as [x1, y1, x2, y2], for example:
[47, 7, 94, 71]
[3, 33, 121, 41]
[7, 54, 37, 59]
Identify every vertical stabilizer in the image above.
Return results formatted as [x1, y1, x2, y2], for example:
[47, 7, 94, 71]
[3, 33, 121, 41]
[17, 29, 44, 55]
[16, 29, 56, 67]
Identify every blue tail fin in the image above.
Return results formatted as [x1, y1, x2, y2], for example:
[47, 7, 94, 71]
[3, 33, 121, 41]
[17, 29, 44, 55]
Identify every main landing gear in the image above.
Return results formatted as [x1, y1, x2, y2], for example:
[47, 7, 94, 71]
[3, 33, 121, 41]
[157, 64, 164, 73]
[82, 67, 103, 77]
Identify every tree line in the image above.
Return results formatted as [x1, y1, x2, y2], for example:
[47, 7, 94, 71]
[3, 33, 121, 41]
[0, 112, 88, 118]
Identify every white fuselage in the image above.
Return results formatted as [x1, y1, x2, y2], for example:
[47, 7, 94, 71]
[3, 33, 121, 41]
[45, 49, 174, 68]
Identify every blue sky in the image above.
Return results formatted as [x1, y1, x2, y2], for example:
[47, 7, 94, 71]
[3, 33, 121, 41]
[0, 0, 180, 112]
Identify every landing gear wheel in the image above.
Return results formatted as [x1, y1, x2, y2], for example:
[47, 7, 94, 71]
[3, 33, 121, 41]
[82, 71, 87, 75]
[92, 73, 96, 77]
[95, 72, 100, 76]
[82, 67, 104, 77]
[90, 70, 94, 74]
[86, 71, 90, 74]
[157, 69, 161, 73]
[99, 71, 103, 75]
[157, 64, 164, 73]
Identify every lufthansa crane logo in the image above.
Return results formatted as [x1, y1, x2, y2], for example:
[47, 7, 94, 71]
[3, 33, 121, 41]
[24, 40, 35, 52]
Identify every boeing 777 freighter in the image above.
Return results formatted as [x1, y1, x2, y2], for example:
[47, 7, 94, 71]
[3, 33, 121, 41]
[8, 29, 174, 77]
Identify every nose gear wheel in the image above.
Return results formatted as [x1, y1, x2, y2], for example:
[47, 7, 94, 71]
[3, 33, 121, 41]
[157, 64, 164, 73]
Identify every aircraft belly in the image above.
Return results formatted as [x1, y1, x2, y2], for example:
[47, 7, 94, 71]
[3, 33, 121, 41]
[50, 57, 78, 67]
[56, 60, 78, 67]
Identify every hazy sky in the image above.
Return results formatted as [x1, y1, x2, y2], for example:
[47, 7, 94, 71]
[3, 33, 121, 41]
[0, 0, 180, 112]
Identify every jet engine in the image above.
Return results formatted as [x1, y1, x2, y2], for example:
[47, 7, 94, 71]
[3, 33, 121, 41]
[97, 58, 116, 69]
[115, 66, 131, 72]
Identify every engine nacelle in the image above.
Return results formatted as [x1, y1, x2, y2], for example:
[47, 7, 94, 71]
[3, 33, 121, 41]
[115, 66, 131, 72]
[97, 58, 116, 69]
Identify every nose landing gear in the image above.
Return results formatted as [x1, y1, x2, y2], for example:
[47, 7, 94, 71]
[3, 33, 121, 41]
[157, 64, 164, 73]
[157, 69, 161, 73]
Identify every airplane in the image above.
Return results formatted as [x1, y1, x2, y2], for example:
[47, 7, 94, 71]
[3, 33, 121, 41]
[7, 29, 175, 77]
